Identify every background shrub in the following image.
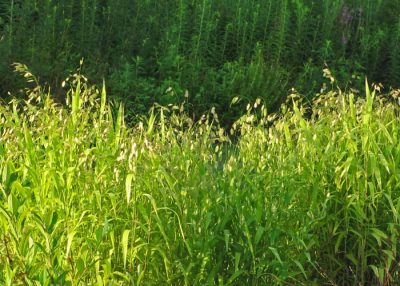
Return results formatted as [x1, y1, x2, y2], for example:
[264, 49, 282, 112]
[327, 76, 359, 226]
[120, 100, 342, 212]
[0, 0, 399, 124]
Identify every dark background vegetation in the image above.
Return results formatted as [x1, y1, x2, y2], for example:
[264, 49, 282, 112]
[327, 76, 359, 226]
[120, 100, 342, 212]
[0, 0, 399, 123]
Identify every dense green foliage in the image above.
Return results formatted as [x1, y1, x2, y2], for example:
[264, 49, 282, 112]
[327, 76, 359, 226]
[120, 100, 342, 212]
[1, 68, 400, 285]
[1, 1, 400, 284]
[1, 0, 400, 123]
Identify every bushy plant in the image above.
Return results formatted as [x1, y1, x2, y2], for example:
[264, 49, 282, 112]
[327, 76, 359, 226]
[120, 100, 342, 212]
[0, 0, 399, 123]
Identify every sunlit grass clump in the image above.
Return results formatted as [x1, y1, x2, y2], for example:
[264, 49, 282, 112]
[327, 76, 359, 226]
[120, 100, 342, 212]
[1, 69, 400, 285]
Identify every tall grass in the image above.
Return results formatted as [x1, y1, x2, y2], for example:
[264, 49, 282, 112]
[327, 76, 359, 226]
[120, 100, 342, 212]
[1, 68, 400, 284]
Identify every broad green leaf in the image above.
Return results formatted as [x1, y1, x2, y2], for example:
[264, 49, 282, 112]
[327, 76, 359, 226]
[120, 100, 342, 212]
[66, 231, 76, 258]
[269, 247, 282, 264]
[122, 229, 130, 269]
[255, 226, 265, 245]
